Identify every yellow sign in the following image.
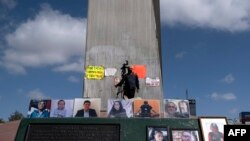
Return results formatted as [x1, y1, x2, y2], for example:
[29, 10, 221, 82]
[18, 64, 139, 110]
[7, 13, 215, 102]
[85, 66, 104, 80]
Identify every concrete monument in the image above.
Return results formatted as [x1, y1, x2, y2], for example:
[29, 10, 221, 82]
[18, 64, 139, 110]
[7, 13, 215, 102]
[84, 0, 163, 110]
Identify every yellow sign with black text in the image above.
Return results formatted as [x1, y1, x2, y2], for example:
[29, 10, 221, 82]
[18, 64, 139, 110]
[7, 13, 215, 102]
[85, 66, 104, 80]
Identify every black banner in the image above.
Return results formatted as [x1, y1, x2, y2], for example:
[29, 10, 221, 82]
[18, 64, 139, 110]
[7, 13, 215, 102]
[25, 124, 120, 141]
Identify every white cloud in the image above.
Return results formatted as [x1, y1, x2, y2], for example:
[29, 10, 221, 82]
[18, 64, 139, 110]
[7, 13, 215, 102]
[53, 59, 83, 73]
[0, 0, 17, 9]
[221, 73, 235, 84]
[1, 4, 86, 74]
[68, 75, 80, 83]
[211, 92, 236, 101]
[175, 51, 187, 59]
[160, 0, 250, 32]
[27, 89, 49, 99]
[2, 62, 26, 74]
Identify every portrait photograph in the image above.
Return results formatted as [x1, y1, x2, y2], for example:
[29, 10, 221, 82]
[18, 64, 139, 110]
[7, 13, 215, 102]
[27, 99, 51, 118]
[199, 117, 227, 141]
[147, 126, 169, 141]
[133, 99, 160, 118]
[107, 99, 133, 118]
[50, 99, 74, 118]
[73, 98, 101, 117]
[171, 129, 200, 141]
[164, 99, 190, 118]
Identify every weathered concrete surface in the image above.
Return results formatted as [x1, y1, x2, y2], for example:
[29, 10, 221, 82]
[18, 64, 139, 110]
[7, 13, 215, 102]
[84, 0, 163, 110]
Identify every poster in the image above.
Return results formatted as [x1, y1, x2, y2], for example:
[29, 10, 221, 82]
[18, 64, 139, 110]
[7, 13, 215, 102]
[146, 77, 160, 86]
[164, 99, 190, 118]
[105, 68, 117, 76]
[73, 98, 101, 117]
[85, 66, 104, 80]
[50, 99, 74, 117]
[107, 99, 133, 118]
[132, 65, 146, 79]
[133, 99, 160, 118]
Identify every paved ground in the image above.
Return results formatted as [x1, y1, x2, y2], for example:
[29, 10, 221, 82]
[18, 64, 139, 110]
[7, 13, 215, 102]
[0, 120, 20, 141]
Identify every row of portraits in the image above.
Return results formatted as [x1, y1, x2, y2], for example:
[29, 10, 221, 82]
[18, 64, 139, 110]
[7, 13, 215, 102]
[147, 126, 200, 141]
[147, 117, 227, 141]
[27, 98, 190, 118]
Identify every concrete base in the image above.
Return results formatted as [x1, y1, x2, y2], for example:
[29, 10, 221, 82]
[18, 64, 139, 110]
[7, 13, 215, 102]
[15, 118, 201, 141]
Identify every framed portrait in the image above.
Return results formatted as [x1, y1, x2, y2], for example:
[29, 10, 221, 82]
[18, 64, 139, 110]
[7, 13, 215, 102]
[199, 117, 227, 141]
[170, 128, 200, 141]
[107, 99, 133, 118]
[73, 98, 101, 117]
[50, 99, 74, 118]
[164, 99, 190, 118]
[27, 99, 51, 118]
[147, 126, 169, 141]
[133, 99, 160, 118]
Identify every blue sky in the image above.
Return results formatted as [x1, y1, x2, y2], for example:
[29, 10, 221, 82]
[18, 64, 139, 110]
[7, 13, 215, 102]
[0, 0, 250, 121]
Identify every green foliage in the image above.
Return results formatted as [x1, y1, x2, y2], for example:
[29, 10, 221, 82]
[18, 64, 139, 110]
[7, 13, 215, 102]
[0, 118, 5, 123]
[8, 110, 24, 121]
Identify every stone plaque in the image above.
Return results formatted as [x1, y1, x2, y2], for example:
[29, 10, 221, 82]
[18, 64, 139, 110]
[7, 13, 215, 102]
[25, 124, 120, 141]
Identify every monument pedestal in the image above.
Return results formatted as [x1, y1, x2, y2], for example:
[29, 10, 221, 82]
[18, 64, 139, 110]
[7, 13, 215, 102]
[15, 118, 200, 141]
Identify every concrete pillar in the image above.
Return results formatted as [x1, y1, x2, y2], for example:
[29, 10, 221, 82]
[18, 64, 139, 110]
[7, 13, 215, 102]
[84, 0, 163, 111]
